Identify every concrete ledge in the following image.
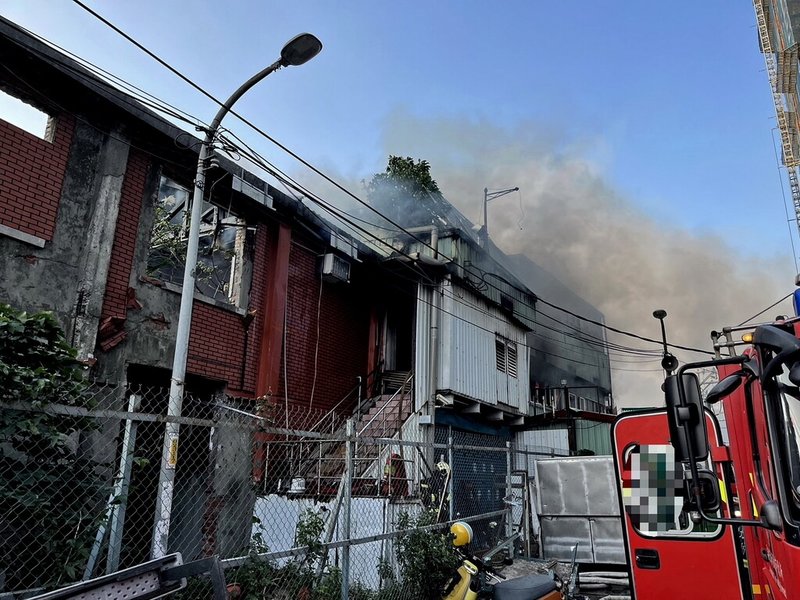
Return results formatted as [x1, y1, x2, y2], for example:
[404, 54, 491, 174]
[161, 281, 246, 316]
[0, 223, 46, 248]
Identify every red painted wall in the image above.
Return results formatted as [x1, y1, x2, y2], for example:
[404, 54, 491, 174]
[186, 224, 269, 397]
[0, 114, 73, 241]
[277, 243, 369, 414]
[101, 148, 149, 321]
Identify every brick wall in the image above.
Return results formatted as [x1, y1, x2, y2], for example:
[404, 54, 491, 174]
[0, 113, 74, 241]
[278, 243, 369, 413]
[186, 224, 269, 396]
[101, 148, 149, 320]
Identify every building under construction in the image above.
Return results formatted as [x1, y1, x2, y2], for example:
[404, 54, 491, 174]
[756, 0, 800, 234]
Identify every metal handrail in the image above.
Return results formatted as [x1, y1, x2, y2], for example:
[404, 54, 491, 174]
[357, 373, 414, 437]
[305, 362, 385, 435]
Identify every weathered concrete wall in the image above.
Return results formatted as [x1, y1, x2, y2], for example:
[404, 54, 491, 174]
[0, 118, 127, 338]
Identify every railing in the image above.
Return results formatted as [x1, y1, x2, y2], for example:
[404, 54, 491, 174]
[357, 372, 414, 438]
[305, 362, 384, 435]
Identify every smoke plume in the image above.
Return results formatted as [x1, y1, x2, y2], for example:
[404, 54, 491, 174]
[373, 114, 794, 407]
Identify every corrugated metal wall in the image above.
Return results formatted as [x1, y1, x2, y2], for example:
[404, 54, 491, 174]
[438, 279, 530, 410]
[575, 419, 612, 455]
[414, 283, 434, 412]
[517, 428, 570, 455]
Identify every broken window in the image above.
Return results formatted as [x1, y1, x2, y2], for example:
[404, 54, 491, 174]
[146, 176, 248, 306]
[495, 335, 518, 378]
[0, 88, 55, 141]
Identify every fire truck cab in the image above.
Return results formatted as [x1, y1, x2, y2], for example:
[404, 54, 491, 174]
[612, 318, 800, 600]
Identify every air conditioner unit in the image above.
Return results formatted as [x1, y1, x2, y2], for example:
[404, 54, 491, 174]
[322, 253, 351, 283]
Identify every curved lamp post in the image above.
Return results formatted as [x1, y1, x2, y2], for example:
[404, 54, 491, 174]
[152, 33, 322, 559]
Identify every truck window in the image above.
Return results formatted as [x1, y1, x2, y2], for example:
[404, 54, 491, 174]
[621, 443, 721, 537]
[778, 387, 800, 503]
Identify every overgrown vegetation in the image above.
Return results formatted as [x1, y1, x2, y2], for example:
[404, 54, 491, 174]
[0, 304, 105, 590]
[179, 507, 460, 600]
[387, 510, 461, 600]
[365, 155, 449, 227]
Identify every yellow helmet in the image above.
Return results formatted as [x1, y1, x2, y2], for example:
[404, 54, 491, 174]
[450, 521, 473, 547]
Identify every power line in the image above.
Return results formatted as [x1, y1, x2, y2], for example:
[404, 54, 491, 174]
[64, 1, 713, 357]
[736, 292, 793, 326]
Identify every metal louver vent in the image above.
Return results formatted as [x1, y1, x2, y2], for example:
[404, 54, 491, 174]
[507, 343, 518, 378]
[495, 339, 505, 371]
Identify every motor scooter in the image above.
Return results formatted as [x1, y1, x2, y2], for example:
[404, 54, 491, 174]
[443, 522, 582, 600]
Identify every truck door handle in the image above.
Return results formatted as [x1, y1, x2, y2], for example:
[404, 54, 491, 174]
[635, 549, 660, 570]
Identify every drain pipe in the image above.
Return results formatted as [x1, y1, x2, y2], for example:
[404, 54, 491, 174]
[404, 226, 439, 260]
[404, 226, 440, 461]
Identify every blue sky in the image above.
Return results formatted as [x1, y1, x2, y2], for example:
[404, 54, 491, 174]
[0, 1, 790, 260]
[2, 1, 796, 404]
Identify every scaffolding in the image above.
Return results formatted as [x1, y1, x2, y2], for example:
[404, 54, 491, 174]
[754, 0, 800, 242]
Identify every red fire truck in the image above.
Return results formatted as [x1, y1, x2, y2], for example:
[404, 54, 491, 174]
[612, 314, 800, 599]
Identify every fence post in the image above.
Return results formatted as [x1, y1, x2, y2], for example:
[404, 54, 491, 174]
[342, 419, 354, 600]
[447, 426, 454, 521]
[506, 440, 513, 539]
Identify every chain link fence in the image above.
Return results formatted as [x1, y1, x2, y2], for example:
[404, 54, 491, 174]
[1, 380, 568, 599]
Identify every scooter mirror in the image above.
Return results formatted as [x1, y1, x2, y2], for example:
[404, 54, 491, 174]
[450, 521, 473, 547]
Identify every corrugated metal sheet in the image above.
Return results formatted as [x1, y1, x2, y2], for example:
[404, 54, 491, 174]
[517, 428, 569, 455]
[534, 457, 625, 564]
[575, 420, 612, 456]
[439, 279, 529, 410]
[515, 428, 569, 474]
[407, 234, 537, 328]
[414, 283, 434, 412]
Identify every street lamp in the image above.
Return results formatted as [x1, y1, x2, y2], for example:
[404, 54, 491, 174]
[480, 186, 519, 246]
[653, 309, 678, 375]
[152, 33, 322, 559]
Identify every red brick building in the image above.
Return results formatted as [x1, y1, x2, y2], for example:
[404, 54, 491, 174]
[0, 15, 376, 419]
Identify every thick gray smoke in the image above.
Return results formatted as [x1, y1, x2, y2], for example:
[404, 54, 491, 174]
[375, 114, 794, 407]
[294, 114, 794, 407]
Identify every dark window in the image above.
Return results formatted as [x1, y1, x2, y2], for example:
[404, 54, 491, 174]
[147, 176, 248, 305]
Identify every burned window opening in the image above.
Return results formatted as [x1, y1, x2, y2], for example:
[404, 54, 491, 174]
[0, 87, 56, 141]
[146, 176, 250, 306]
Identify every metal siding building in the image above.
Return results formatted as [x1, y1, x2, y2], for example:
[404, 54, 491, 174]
[439, 279, 530, 411]
[575, 419, 612, 456]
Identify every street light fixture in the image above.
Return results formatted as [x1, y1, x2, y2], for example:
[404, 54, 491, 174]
[152, 33, 322, 559]
[480, 186, 519, 246]
[653, 309, 678, 375]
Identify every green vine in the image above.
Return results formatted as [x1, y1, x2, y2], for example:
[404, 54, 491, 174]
[0, 305, 106, 590]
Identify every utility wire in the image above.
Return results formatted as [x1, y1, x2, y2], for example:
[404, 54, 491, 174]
[66, 0, 713, 357]
[6, 11, 665, 378]
[736, 292, 793, 326]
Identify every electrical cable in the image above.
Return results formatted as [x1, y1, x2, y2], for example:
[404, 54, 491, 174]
[67, 0, 707, 356]
[770, 128, 800, 273]
[40, 4, 714, 367]
[736, 292, 793, 326]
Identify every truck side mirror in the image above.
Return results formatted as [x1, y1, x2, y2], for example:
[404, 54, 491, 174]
[665, 373, 708, 463]
[683, 469, 720, 513]
[705, 373, 743, 405]
[760, 500, 783, 532]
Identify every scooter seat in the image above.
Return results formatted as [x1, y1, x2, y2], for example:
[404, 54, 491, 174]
[493, 573, 557, 600]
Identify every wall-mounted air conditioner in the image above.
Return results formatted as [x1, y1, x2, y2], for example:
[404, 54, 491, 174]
[329, 231, 358, 259]
[322, 253, 351, 283]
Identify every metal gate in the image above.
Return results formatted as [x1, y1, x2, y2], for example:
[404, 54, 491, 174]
[534, 456, 625, 564]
